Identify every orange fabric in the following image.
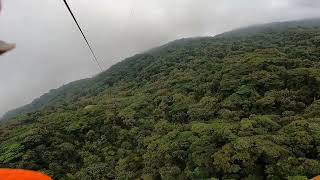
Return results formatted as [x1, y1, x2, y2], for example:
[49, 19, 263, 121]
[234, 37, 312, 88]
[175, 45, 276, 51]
[311, 176, 320, 180]
[0, 169, 52, 180]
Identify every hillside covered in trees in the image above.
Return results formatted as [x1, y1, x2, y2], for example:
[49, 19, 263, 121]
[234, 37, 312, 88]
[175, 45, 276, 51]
[1, 19, 320, 179]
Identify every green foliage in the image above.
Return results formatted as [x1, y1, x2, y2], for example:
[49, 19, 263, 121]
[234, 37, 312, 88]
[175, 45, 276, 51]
[1, 19, 320, 179]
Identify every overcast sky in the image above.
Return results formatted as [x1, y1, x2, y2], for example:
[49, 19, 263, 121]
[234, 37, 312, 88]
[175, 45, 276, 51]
[0, 0, 319, 116]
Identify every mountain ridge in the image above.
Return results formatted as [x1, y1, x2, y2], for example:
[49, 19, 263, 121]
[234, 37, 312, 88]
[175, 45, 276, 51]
[3, 18, 320, 121]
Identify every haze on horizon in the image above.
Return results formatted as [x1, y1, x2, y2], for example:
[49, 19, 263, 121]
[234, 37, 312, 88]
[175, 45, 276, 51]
[0, 0, 320, 116]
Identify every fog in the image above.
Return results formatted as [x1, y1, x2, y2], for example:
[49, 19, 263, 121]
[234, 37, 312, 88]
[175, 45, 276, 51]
[0, 0, 319, 116]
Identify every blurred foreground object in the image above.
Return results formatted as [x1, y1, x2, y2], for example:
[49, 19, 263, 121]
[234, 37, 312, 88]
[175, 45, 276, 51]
[312, 176, 320, 180]
[0, 169, 52, 180]
[0, 40, 15, 55]
[0, 0, 15, 55]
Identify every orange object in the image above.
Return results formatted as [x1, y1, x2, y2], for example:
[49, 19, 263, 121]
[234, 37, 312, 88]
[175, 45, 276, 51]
[0, 169, 52, 180]
[311, 176, 320, 180]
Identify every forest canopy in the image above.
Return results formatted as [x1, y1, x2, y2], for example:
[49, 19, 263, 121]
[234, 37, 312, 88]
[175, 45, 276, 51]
[1, 19, 320, 179]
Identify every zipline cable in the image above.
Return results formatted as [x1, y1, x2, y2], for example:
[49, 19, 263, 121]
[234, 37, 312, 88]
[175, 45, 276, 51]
[63, 0, 103, 72]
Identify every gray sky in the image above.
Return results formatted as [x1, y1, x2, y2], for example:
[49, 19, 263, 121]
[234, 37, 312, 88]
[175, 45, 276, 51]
[0, 0, 319, 116]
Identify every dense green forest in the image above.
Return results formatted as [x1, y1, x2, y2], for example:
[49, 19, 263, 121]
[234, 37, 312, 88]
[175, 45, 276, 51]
[1, 19, 320, 179]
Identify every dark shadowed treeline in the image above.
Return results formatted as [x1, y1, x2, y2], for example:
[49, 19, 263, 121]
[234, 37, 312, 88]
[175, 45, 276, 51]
[1, 19, 320, 179]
